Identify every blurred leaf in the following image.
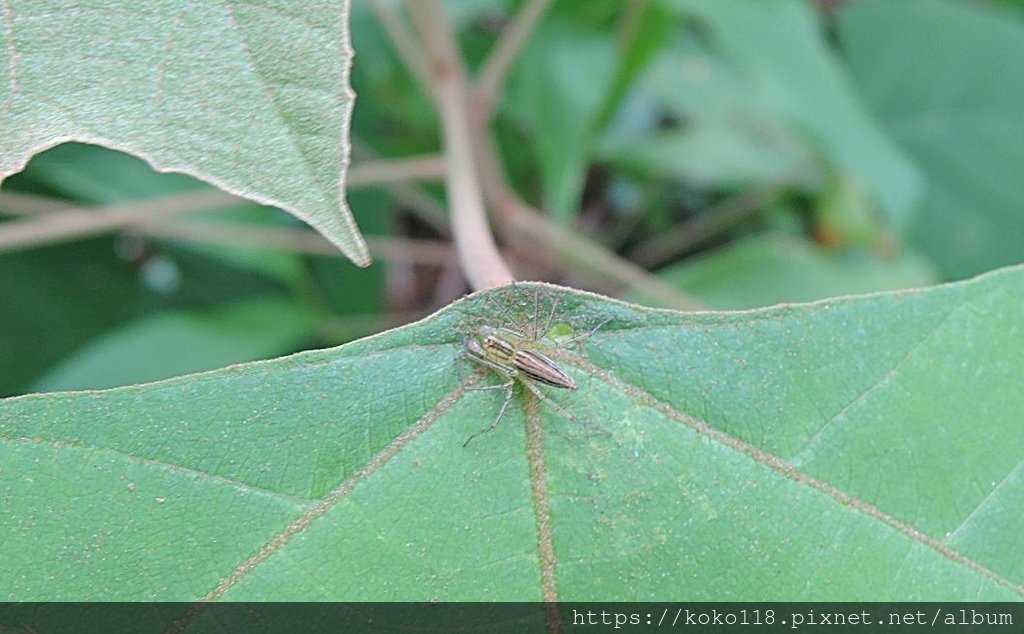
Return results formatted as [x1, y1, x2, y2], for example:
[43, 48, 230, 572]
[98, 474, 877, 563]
[149, 206, 309, 288]
[348, 4, 439, 158]
[601, 32, 819, 190]
[667, 0, 922, 226]
[2, 275, 1021, 600]
[994, 0, 1024, 14]
[652, 234, 936, 310]
[0, 1, 367, 265]
[3, 143, 203, 203]
[0, 236, 290, 398]
[598, 0, 675, 126]
[0, 240, 143, 397]
[30, 298, 313, 393]
[303, 189, 389, 321]
[603, 124, 814, 188]
[839, 0, 1024, 280]
[506, 20, 617, 222]
[446, 0, 508, 27]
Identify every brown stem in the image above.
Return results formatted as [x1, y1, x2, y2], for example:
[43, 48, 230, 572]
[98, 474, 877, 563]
[346, 154, 446, 188]
[469, 75, 704, 309]
[0, 190, 243, 253]
[408, 0, 514, 290]
[628, 186, 781, 269]
[140, 220, 455, 267]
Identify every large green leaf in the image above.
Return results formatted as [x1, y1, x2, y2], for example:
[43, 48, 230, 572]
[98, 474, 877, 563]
[0, 1, 367, 265]
[2, 272, 1022, 601]
[839, 0, 1024, 280]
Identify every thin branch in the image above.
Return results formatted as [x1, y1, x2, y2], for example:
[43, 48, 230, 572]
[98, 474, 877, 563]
[346, 154, 446, 188]
[473, 0, 553, 121]
[1, 172, 453, 264]
[0, 190, 243, 253]
[140, 220, 454, 267]
[369, 0, 433, 99]
[497, 193, 706, 310]
[0, 191, 70, 215]
[627, 185, 782, 269]
[351, 137, 451, 237]
[408, 0, 514, 290]
[355, 137, 669, 309]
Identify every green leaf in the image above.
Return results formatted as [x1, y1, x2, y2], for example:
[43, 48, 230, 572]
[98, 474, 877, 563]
[30, 298, 314, 393]
[600, 33, 820, 190]
[653, 234, 937, 310]
[0, 1, 368, 265]
[667, 0, 922, 226]
[839, 0, 1024, 280]
[506, 20, 617, 222]
[2, 273, 1022, 601]
[0, 239, 145, 396]
[602, 125, 815, 189]
[816, 171, 884, 248]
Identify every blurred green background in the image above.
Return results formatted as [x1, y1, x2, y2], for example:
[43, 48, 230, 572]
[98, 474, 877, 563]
[1, 0, 1022, 397]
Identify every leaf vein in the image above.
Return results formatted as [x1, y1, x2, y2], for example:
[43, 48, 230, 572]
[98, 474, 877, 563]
[789, 298, 965, 463]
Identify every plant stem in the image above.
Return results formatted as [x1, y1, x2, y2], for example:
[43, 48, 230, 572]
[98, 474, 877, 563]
[0, 190, 243, 253]
[347, 154, 446, 187]
[408, 0, 514, 290]
[142, 220, 454, 267]
[627, 186, 781, 269]
[469, 90, 703, 309]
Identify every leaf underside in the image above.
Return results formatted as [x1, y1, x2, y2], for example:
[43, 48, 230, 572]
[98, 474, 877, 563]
[0, 0, 367, 264]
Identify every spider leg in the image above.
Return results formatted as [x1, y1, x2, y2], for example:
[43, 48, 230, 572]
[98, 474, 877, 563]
[521, 378, 611, 437]
[520, 379, 579, 424]
[463, 380, 516, 447]
[538, 293, 561, 341]
[467, 382, 515, 392]
[558, 317, 612, 347]
[489, 294, 529, 337]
